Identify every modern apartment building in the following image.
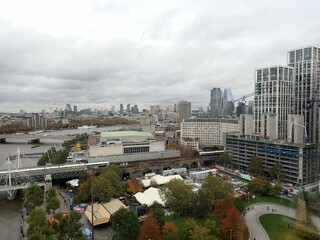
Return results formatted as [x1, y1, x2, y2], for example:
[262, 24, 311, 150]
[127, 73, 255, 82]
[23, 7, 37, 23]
[288, 46, 320, 143]
[180, 118, 239, 148]
[210, 88, 222, 118]
[254, 66, 294, 140]
[226, 133, 320, 188]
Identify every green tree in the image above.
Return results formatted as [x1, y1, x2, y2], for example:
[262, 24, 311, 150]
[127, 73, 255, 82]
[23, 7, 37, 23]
[46, 187, 57, 201]
[201, 176, 233, 206]
[205, 219, 219, 237]
[51, 150, 68, 165]
[247, 156, 264, 176]
[247, 178, 272, 196]
[23, 184, 44, 210]
[75, 164, 123, 203]
[269, 182, 282, 196]
[111, 207, 139, 240]
[192, 189, 212, 217]
[74, 180, 91, 202]
[78, 172, 90, 184]
[27, 209, 54, 239]
[160, 179, 195, 216]
[219, 152, 231, 168]
[93, 176, 115, 202]
[53, 211, 86, 240]
[149, 202, 165, 227]
[233, 197, 246, 214]
[46, 197, 60, 215]
[309, 192, 320, 215]
[268, 162, 284, 182]
[184, 218, 197, 239]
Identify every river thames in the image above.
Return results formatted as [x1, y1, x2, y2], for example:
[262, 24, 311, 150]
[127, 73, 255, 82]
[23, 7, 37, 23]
[0, 126, 121, 239]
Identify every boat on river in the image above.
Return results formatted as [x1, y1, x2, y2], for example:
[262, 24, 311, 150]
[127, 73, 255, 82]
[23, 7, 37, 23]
[77, 125, 97, 130]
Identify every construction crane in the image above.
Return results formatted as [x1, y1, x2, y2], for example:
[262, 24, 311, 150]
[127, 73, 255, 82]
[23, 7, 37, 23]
[232, 92, 255, 103]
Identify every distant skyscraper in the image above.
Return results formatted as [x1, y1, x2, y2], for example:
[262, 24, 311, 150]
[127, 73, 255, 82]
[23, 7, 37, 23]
[254, 66, 294, 139]
[120, 104, 123, 114]
[66, 104, 72, 112]
[288, 46, 320, 143]
[223, 88, 234, 116]
[73, 105, 77, 113]
[132, 104, 138, 113]
[178, 101, 191, 122]
[236, 102, 248, 117]
[210, 88, 222, 117]
[174, 104, 177, 113]
[127, 104, 130, 113]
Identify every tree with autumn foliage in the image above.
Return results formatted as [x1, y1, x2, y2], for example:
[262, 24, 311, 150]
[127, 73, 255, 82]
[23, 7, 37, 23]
[294, 198, 320, 239]
[127, 177, 143, 194]
[184, 218, 220, 240]
[162, 221, 179, 240]
[214, 197, 233, 218]
[137, 213, 162, 240]
[220, 207, 248, 240]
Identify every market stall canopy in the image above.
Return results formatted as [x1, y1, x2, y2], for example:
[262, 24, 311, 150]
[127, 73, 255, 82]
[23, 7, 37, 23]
[66, 179, 79, 188]
[150, 174, 183, 186]
[102, 198, 127, 215]
[85, 203, 110, 226]
[134, 187, 165, 206]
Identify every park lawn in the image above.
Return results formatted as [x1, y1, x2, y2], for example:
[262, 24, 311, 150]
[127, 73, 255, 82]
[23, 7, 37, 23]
[164, 214, 220, 240]
[244, 196, 296, 209]
[259, 214, 301, 240]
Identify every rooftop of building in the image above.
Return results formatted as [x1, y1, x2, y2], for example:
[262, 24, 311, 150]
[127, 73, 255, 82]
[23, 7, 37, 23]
[101, 131, 154, 138]
[183, 118, 238, 124]
[227, 132, 319, 148]
[287, 46, 320, 52]
[255, 65, 294, 70]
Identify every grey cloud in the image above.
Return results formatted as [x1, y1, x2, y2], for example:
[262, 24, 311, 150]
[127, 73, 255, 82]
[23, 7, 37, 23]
[1, 1, 320, 112]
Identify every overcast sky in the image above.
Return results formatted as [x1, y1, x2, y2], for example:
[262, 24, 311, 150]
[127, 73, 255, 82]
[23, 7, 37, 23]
[1, 0, 320, 113]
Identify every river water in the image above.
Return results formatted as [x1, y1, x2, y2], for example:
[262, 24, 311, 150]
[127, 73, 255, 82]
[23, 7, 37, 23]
[0, 126, 121, 239]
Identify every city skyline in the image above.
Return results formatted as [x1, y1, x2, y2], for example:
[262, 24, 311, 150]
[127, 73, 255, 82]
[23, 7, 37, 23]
[0, 1, 320, 112]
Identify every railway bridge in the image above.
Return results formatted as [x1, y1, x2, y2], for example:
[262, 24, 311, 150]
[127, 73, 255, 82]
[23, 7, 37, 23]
[118, 157, 201, 177]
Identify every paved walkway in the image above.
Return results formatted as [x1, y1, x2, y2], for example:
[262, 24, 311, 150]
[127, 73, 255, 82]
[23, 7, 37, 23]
[245, 203, 320, 240]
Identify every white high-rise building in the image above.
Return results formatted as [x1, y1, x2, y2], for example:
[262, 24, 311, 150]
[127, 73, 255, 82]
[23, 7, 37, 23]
[288, 46, 320, 143]
[254, 66, 294, 140]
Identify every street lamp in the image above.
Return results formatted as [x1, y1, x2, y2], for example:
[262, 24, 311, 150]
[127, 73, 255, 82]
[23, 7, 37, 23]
[229, 229, 233, 240]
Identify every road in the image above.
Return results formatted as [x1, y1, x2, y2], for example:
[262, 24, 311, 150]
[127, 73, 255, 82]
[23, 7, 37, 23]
[245, 203, 320, 240]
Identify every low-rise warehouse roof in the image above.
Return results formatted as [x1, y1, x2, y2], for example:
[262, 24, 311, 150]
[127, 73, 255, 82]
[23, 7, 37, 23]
[101, 131, 154, 138]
